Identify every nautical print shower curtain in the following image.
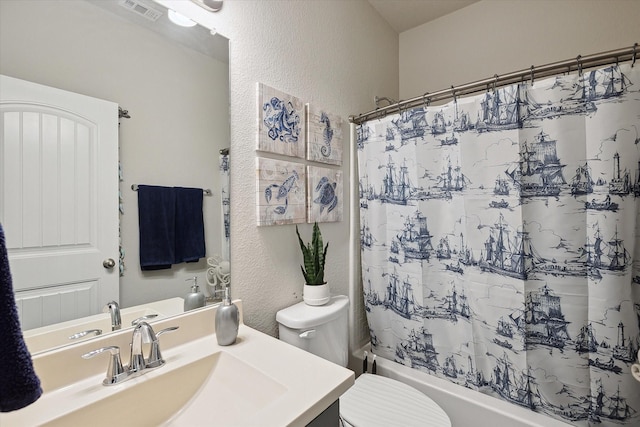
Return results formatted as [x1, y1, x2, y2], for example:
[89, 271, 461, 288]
[357, 63, 640, 426]
[219, 152, 230, 261]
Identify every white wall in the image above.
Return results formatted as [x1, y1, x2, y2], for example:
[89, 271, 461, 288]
[400, 0, 640, 99]
[166, 0, 399, 337]
[1, 0, 398, 341]
[0, 0, 229, 307]
[226, 0, 398, 336]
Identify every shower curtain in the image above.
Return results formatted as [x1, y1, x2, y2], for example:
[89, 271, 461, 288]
[219, 152, 230, 261]
[357, 63, 640, 426]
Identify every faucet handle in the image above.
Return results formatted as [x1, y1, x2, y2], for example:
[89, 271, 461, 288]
[156, 326, 179, 337]
[69, 329, 102, 340]
[82, 346, 128, 386]
[146, 326, 179, 368]
[131, 314, 159, 325]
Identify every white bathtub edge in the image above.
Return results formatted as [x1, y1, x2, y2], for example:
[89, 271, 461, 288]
[352, 343, 573, 427]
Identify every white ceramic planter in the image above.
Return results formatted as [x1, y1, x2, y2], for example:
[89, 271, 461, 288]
[303, 283, 330, 306]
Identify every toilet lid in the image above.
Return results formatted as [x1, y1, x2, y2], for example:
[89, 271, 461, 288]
[340, 374, 451, 427]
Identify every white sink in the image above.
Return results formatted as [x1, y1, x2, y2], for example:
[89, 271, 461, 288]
[23, 298, 184, 354]
[42, 351, 287, 427]
[2, 302, 353, 427]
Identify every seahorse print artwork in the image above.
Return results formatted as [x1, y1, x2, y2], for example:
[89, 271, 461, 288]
[306, 105, 343, 165]
[320, 112, 333, 157]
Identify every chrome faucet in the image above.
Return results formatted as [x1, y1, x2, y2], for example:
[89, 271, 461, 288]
[129, 321, 179, 371]
[103, 301, 122, 331]
[82, 321, 178, 386]
[82, 346, 128, 386]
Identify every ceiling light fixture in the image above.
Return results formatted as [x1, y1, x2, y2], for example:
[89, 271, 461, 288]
[167, 9, 197, 27]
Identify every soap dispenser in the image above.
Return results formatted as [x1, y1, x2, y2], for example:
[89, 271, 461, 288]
[184, 277, 205, 311]
[215, 287, 239, 345]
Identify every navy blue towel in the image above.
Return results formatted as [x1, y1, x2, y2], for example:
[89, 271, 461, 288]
[0, 223, 42, 412]
[138, 185, 176, 270]
[174, 187, 206, 263]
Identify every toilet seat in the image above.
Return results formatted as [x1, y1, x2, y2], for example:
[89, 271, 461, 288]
[340, 374, 451, 427]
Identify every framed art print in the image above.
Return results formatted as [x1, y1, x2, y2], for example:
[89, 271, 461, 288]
[306, 105, 343, 165]
[256, 157, 306, 226]
[307, 165, 342, 223]
[257, 83, 306, 158]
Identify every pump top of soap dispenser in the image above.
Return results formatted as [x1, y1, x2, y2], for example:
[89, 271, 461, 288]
[184, 277, 205, 311]
[186, 276, 200, 292]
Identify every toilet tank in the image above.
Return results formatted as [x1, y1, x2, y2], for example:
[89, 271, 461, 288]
[276, 295, 349, 367]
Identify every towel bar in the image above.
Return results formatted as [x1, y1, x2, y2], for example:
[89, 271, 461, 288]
[131, 184, 212, 196]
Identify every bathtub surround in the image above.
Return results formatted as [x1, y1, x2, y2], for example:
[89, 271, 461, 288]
[0, 224, 42, 411]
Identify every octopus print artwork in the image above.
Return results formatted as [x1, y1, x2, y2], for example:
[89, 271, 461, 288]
[307, 165, 342, 223]
[257, 83, 306, 158]
[256, 157, 306, 226]
[307, 105, 343, 165]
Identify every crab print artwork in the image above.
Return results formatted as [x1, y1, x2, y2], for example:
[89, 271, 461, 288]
[257, 83, 305, 158]
[265, 170, 299, 214]
[307, 165, 343, 223]
[256, 157, 306, 226]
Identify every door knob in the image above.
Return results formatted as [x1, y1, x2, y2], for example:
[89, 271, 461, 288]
[103, 258, 116, 269]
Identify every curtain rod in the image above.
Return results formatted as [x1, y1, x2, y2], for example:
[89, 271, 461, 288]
[349, 43, 638, 125]
[131, 184, 212, 195]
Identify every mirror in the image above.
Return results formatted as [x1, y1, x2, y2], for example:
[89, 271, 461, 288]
[0, 0, 230, 354]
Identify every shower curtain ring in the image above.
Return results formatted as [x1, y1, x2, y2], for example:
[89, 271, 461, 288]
[451, 86, 457, 103]
[493, 74, 498, 92]
[632, 43, 637, 67]
[530, 65, 535, 85]
[398, 100, 407, 116]
[422, 92, 430, 108]
[576, 55, 583, 75]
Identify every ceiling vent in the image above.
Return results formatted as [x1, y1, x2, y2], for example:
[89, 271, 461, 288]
[118, 0, 163, 22]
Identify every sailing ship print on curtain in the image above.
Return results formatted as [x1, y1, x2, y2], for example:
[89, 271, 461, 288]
[219, 151, 230, 260]
[357, 63, 640, 426]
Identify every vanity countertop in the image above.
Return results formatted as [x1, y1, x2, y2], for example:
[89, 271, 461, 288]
[1, 302, 355, 427]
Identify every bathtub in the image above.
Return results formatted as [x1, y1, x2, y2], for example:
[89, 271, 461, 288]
[351, 344, 573, 427]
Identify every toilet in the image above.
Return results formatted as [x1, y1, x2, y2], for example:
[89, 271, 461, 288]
[276, 295, 451, 427]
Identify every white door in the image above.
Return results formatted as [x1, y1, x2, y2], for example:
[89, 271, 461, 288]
[0, 74, 119, 330]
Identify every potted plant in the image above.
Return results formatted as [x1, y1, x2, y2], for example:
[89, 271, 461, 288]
[296, 222, 330, 306]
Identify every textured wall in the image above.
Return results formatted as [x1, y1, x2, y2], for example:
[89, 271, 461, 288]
[400, 0, 640, 99]
[165, 0, 399, 338]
